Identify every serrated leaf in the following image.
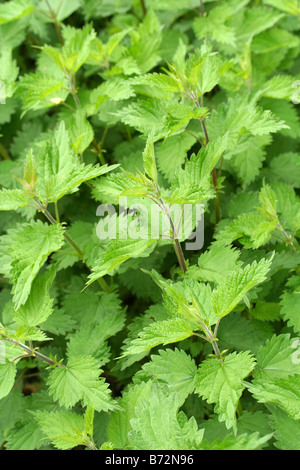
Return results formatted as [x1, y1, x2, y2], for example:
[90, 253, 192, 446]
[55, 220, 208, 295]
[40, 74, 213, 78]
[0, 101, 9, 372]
[280, 278, 300, 334]
[254, 334, 300, 381]
[34, 410, 92, 450]
[13, 267, 56, 327]
[0, 361, 17, 400]
[0, 189, 28, 211]
[195, 351, 256, 429]
[33, 121, 119, 203]
[107, 381, 153, 449]
[0, 0, 33, 25]
[16, 73, 68, 116]
[121, 317, 195, 357]
[199, 432, 272, 450]
[263, 0, 300, 15]
[270, 406, 300, 450]
[47, 355, 116, 412]
[0, 221, 64, 309]
[212, 258, 272, 318]
[196, 244, 242, 284]
[143, 133, 157, 182]
[128, 384, 204, 450]
[134, 348, 197, 403]
[246, 376, 300, 419]
[87, 239, 157, 286]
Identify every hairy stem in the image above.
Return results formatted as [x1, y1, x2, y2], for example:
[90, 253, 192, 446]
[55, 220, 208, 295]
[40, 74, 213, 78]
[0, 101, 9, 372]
[44, 0, 64, 46]
[92, 137, 107, 165]
[35, 200, 111, 293]
[277, 222, 296, 253]
[3, 337, 67, 369]
[0, 144, 11, 160]
[159, 197, 188, 274]
[194, 96, 221, 224]
[173, 239, 188, 274]
[140, 0, 147, 16]
[39, 202, 84, 259]
[184, 129, 205, 146]
[200, 0, 204, 16]
[54, 201, 60, 223]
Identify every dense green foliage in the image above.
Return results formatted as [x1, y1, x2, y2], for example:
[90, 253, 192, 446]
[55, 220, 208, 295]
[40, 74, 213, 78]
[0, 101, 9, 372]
[0, 0, 300, 451]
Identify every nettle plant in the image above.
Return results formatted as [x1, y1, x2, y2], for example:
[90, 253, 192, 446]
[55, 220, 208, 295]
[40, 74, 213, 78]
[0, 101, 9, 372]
[0, 0, 300, 452]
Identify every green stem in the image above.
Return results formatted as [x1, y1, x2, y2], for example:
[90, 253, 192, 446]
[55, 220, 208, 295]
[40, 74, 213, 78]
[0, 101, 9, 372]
[159, 197, 188, 274]
[277, 222, 296, 253]
[200, 0, 204, 16]
[236, 399, 243, 418]
[92, 138, 107, 165]
[3, 337, 67, 369]
[55, 201, 60, 223]
[173, 239, 187, 274]
[36, 200, 111, 293]
[45, 0, 64, 45]
[184, 129, 205, 146]
[140, 0, 147, 16]
[195, 96, 221, 224]
[0, 144, 11, 160]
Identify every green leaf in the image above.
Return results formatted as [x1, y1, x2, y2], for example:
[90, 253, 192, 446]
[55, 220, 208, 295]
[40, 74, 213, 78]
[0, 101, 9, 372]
[143, 133, 158, 182]
[269, 153, 300, 187]
[149, 271, 218, 328]
[262, 75, 296, 100]
[68, 110, 94, 154]
[212, 258, 272, 318]
[0, 189, 28, 211]
[0, 0, 33, 25]
[170, 152, 214, 204]
[16, 73, 68, 116]
[0, 46, 19, 99]
[246, 376, 300, 419]
[33, 121, 119, 203]
[280, 277, 300, 334]
[128, 384, 204, 450]
[13, 267, 56, 327]
[253, 334, 300, 381]
[87, 239, 157, 286]
[0, 361, 17, 400]
[4, 391, 58, 450]
[194, 6, 236, 46]
[258, 183, 278, 221]
[47, 355, 116, 412]
[207, 94, 288, 148]
[107, 381, 153, 449]
[66, 325, 111, 366]
[225, 135, 271, 188]
[37, 0, 81, 21]
[196, 244, 242, 284]
[116, 98, 167, 139]
[156, 132, 196, 182]
[0, 221, 64, 309]
[34, 410, 93, 451]
[195, 351, 256, 429]
[121, 318, 195, 357]
[217, 313, 273, 355]
[270, 405, 300, 450]
[0, 390, 24, 446]
[199, 432, 272, 450]
[44, 24, 96, 73]
[165, 102, 209, 138]
[263, 0, 300, 15]
[128, 10, 162, 74]
[134, 348, 197, 403]
[14, 325, 50, 342]
[234, 7, 283, 48]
